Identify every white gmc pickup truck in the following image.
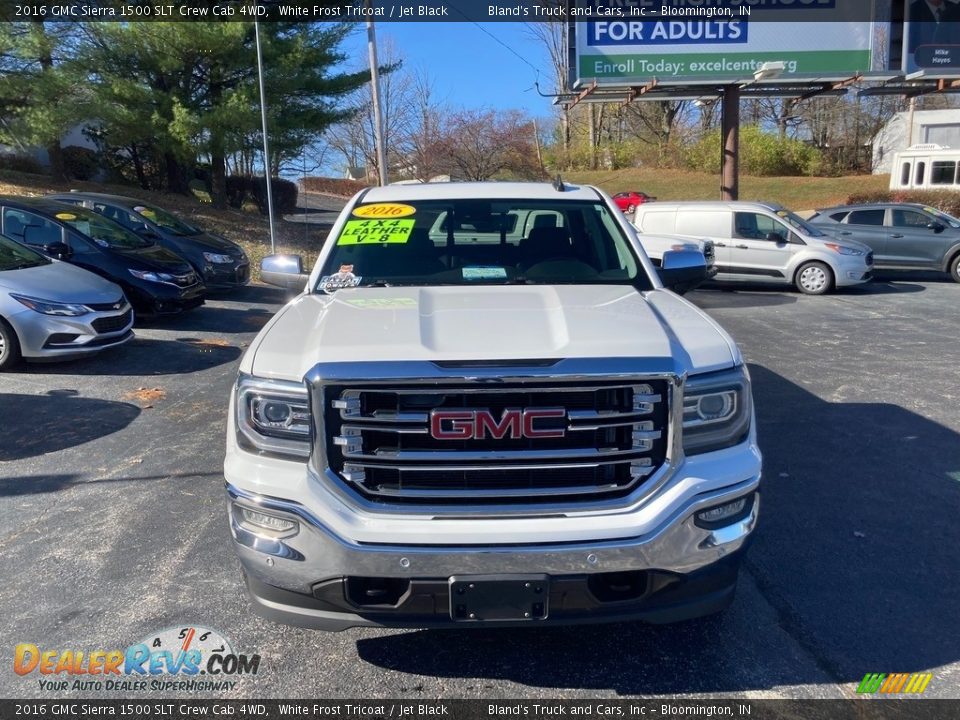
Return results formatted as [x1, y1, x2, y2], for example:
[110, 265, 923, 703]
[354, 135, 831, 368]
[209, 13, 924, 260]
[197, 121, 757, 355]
[224, 181, 762, 630]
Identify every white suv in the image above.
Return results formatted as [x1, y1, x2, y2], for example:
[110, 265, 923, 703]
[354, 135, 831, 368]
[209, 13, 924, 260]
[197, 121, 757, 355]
[225, 182, 761, 630]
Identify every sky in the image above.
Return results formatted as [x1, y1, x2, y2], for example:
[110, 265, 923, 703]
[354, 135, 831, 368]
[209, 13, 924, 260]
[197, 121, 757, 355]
[343, 22, 558, 118]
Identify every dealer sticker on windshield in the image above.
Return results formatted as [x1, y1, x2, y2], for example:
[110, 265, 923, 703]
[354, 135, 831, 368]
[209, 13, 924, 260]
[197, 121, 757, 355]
[337, 219, 414, 245]
[462, 266, 507, 280]
[319, 265, 362, 293]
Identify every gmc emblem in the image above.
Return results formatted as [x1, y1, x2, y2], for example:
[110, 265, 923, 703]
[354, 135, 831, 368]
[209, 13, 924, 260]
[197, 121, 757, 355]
[430, 408, 566, 440]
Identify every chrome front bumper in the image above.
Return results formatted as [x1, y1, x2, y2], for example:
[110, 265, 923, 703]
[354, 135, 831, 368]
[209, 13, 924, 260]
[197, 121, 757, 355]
[226, 479, 759, 630]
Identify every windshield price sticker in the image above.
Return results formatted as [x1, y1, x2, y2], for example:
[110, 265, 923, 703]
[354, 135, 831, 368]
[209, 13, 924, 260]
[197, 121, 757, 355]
[54, 212, 77, 221]
[352, 203, 416, 219]
[337, 219, 415, 245]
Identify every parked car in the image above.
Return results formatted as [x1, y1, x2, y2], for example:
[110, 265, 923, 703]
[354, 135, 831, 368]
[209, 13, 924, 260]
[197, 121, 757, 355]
[48, 192, 250, 290]
[633, 201, 874, 295]
[0, 232, 133, 370]
[612, 191, 655, 213]
[810, 202, 960, 283]
[0, 197, 205, 314]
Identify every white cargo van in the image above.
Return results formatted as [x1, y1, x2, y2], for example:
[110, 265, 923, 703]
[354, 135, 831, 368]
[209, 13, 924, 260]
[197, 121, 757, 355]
[633, 201, 873, 294]
[889, 145, 960, 192]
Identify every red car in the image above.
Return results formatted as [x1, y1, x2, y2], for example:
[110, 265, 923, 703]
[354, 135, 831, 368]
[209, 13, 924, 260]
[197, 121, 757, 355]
[612, 191, 655, 213]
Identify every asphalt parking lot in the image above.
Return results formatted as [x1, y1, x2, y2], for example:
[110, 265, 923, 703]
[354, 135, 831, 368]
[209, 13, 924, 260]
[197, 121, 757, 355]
[1, 272, 958, 700]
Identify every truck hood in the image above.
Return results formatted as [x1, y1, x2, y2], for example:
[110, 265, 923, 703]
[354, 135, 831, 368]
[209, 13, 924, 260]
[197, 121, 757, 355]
[249, 285, 738, 381]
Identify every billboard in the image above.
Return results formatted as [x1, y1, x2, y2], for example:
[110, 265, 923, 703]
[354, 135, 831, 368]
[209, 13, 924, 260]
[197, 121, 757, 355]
[573, 10, 889, 86]
[903, 0, 960, 76]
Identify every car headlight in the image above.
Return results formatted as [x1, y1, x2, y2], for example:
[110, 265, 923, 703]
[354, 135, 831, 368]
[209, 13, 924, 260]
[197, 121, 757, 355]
[10, 294, 91, 317]
[824, 242, 865, 256]
[235, 373, 311, 459]
[203, 252, 233, 264]
[683, 366, 752, 454]
[128, 268, 174, 283]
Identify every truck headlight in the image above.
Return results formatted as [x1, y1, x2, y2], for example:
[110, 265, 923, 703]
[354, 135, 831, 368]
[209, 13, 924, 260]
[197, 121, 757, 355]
[236, 373, 311, 459]
[682, 366, 752, 454]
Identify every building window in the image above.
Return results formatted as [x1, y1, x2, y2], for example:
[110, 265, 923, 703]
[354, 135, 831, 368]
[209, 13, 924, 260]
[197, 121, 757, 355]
[900, 162, 911, 186]
[915, 162, 926, 186]
[931, 161, 956, 186]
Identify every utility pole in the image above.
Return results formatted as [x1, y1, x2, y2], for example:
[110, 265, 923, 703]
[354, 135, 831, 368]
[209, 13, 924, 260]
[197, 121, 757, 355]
[533, 119, 544, 176]
[254, 19, 276, 254]
[720, 85, 740, 201]
[366, 1, 388, 186]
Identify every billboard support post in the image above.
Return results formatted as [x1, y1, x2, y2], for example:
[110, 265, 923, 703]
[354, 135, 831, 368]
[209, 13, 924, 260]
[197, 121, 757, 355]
[721, 85, 740, 201]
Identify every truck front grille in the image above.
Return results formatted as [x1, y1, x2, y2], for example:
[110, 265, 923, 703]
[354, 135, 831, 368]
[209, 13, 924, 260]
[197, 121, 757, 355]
[319, 379, 671, 505]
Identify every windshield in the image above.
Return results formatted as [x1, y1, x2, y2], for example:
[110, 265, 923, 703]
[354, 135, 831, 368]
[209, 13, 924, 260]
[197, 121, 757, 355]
[316, 199, 650, 292]
[926, 206, 960, 229]
[55, 206, 153, 249]
[133, 204, 200, 236]
[0, 233, 50, 271]
[774, 208, 826, 237]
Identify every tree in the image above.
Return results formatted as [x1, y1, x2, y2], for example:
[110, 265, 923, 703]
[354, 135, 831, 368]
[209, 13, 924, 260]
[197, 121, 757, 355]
[437, 109, 541, 181]
[0, 15, 86, 180]
[77, 21, 368, 203]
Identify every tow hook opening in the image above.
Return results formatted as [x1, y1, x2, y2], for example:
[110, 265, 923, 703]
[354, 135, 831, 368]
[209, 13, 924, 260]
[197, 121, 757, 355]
[587, 570, 649, 603]
[346, 576, 411, 609]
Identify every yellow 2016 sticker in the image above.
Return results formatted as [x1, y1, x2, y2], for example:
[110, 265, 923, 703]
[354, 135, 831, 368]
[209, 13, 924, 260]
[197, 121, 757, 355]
[55, 212, 77, 220]
[337, 219, 415, 245]
[352, 203, 416, 219]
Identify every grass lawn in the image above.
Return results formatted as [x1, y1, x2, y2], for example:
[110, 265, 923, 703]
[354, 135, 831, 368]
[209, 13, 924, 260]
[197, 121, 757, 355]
[0, 170, 331, 281]
[565, 169, 891, 211]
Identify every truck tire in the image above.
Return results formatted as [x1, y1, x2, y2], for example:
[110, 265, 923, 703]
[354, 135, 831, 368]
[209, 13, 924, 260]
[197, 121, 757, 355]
[949, 252, 960, 283]
[0, 318, 22, 371]
[795, 261, 833, 295]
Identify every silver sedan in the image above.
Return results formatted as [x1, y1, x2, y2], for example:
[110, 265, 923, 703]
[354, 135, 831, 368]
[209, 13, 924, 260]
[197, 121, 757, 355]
[0, 233, 134, 370]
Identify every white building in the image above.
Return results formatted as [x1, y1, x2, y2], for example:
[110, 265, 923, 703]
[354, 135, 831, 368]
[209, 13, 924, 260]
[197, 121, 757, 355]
[873, 109, 960, 174]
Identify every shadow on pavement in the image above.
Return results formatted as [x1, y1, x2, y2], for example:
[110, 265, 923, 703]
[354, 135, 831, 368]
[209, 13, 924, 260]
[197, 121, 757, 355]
[136, 305, 275, 333]
[0, 470, 222, 497]
[356, 365, 960, 694]
[0, 392, 140, 462]
[16, 337, 241, 376]
[689, 287, 799, 310]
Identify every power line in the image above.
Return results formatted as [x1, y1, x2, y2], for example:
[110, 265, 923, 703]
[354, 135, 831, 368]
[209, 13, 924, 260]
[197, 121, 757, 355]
[449, 15, 544, 81]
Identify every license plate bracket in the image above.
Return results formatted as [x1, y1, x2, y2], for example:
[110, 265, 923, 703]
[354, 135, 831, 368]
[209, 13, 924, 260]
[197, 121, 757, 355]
[449, 575, 549, 622]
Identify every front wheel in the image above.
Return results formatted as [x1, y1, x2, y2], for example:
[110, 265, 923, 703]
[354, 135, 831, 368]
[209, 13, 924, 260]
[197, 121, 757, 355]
[795, 261, 833, 295]
[0, 318, 22, 371]
[949, 252, 960, 283]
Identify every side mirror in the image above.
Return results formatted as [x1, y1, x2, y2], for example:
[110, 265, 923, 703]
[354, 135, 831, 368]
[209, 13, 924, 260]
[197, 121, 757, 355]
[766, 232, 786, 243]
[46, 242, 71, 260]
[928, 222, 944, 233]
[658, 249, 708, 294]
[260, 254, 309, 290]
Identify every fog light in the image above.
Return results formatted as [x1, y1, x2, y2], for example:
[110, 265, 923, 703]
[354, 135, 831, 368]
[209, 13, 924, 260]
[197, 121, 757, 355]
[695, 494, 753, 529]
[238, 506, 298, 537]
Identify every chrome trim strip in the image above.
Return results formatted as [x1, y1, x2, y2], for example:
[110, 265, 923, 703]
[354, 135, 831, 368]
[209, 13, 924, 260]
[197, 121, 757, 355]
[340, 446, 657, 462]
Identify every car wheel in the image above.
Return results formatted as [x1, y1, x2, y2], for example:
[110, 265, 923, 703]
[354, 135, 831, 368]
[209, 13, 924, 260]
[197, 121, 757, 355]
[949, 252, 960, 283]
[0, 318, 22, 371]
[795, 261, 833, 295]
[626, 203, 636, 213]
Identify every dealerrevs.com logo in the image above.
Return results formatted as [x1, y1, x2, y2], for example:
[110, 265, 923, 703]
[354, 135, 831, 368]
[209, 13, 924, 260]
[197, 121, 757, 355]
[14, 626, 261, 692]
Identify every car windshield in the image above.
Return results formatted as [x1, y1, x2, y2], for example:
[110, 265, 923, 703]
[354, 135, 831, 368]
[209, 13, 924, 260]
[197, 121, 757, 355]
[0, 233, 50, 271]
[926, 207, 960, 229]
[132, 203, 200, 236]
[55, 206, 153, 249]
[315, 199, 650, 291]
[774, 208, 826, 237]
